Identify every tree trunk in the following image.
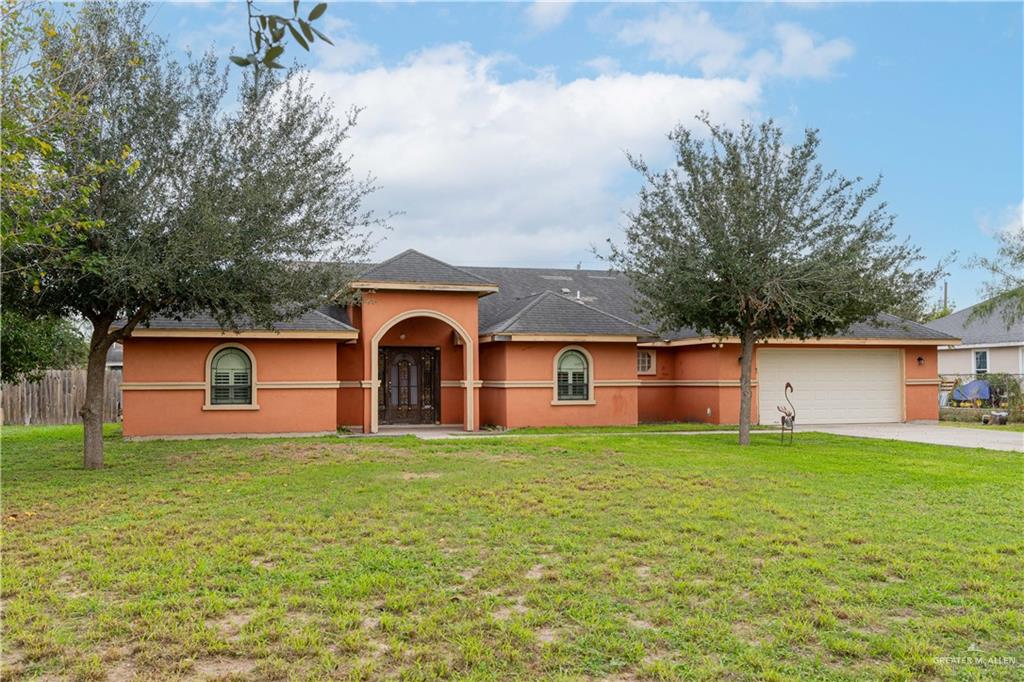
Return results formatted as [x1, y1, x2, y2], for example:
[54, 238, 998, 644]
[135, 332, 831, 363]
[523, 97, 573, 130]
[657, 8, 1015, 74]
[737, 329, 756, 446]
[81, 324, 112, 469]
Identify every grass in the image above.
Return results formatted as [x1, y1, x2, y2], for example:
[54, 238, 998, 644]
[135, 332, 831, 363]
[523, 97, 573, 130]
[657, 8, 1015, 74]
[938, 421, 1024, 433]
[3, 424, 1022, 681]
[504, 422, 771, 435]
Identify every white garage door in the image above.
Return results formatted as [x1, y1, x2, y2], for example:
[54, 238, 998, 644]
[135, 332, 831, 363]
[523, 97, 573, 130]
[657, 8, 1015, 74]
[757, 348, 902, 425]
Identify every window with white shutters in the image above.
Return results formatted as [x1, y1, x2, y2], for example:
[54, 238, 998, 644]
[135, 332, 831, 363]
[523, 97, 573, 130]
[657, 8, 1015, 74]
[637, 350, 654, 374]
[210, 348, 252, 405]
[556, 350, 588, 401]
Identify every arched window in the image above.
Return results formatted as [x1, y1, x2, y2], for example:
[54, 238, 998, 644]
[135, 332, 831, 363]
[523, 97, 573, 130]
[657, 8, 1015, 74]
[210, 347, 252, 405]
[556, 349, 589, 401]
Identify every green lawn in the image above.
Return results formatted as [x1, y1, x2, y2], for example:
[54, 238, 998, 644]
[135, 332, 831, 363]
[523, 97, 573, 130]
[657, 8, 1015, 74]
[939, 421, 1024, 433]
[504, 422, 772, 435]
[2, 425, 1022, 681]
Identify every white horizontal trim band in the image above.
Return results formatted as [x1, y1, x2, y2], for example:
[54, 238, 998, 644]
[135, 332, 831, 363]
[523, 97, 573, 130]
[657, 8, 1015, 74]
[940, 342, 1022, 350]
[122, 382, 205, 390]
[639, 379, 758, 387]
[123, 381, 342, 391]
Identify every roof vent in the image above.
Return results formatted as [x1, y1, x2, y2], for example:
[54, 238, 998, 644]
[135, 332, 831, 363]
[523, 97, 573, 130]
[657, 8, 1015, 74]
[576, 290, 581, 300]
[561, 287, 571, 294]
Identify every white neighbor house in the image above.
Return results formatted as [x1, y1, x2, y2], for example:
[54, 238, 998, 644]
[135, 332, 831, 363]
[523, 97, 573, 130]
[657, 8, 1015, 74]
[929, 298, 1024, 376]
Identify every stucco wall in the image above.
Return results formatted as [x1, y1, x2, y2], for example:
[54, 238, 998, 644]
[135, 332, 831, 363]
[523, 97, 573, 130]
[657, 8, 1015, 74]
[480, 341, 638, 428]
[122, 337, 338, 437]
[938, 346, 1022, 375]
[352, 290, 481, 431]
[638, 342, 941, 425]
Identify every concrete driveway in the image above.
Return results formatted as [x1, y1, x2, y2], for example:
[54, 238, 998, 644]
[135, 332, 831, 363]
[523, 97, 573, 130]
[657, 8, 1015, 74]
[799, 423, 1024, 452]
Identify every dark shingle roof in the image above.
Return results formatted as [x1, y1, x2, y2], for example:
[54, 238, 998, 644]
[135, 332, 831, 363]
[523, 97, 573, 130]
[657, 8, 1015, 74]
[357, 249, 495, 286]
[483, 290, 653, 337]
[927, 299, 1022, 345]
[465, 264, 952, 342]
[661, 313, 956, 342]
[463, 265, 649, 331]
[130, 307, 355, 333]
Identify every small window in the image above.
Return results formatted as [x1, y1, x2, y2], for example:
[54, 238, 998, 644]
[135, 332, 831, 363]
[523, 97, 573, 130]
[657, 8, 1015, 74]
[637, 349, 655, 375]
[211, 348, 252, 405]
[974, 350, 989, 375]
[557, 350, 589, 401]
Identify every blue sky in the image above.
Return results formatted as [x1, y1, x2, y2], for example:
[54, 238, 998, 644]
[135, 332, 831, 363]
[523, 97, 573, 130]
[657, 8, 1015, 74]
[150, 1, 1022, 309]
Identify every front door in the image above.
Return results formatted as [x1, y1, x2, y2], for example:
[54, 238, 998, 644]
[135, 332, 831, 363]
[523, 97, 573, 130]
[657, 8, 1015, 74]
[378, 347, 440, 425]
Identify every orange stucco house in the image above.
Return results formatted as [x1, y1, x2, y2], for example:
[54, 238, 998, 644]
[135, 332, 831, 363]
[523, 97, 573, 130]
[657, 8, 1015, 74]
[120, 250, 956, 438]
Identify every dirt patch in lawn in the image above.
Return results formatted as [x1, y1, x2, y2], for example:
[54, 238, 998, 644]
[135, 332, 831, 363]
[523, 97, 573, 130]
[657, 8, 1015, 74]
[493, 595, 528, 621]
[535, 627, 559, 644]
[191, 657, 258, 679]
[207, 610, 253, 642]
[400, 471, 441, 481]
[731, 621, 766, 646]
[627, 616, 655, 630]
[525, 564, 545, 580]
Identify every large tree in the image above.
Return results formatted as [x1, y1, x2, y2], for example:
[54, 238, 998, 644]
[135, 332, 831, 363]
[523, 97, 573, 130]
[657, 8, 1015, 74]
[2, 2, 379, 468]
[610, 116, 942, 445]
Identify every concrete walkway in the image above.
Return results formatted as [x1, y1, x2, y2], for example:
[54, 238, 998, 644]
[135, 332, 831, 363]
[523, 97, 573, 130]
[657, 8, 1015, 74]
[355, 423, 1024, 451]
[797, 423, 1023, 453]
[357, 425, 745, 440]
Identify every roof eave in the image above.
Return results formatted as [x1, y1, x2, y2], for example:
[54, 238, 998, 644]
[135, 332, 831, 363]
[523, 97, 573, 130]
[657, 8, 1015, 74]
[125, 328, 359, 340]
[480, 333, 640, 343]
[351, 280, 499, 295]
[640, 336, 960, 348]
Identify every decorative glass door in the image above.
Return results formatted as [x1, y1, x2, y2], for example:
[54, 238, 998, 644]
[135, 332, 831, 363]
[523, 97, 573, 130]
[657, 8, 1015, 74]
[378, 347, 440, 424]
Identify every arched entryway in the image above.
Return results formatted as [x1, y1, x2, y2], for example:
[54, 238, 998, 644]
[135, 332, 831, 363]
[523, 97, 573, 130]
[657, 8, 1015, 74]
[369, 309, 475, 433]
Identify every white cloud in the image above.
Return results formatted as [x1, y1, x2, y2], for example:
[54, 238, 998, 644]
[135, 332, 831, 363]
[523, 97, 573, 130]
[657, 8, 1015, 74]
[309, 44, 760, 266]
[980, 200, 1024, 237]
[584, 56, 621, 76]
[618, 6, 746, 76]
[525, 2, 574, 33]
[747, 23, 853, 79]
[616, 7, 852, 81]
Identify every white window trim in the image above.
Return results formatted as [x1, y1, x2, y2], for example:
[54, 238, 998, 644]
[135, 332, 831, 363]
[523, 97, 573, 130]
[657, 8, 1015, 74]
[637, 349, 656, 375]
[204, 342, 259, 410]
[973, 348, 989, 375]
[552, 345, 596, 405]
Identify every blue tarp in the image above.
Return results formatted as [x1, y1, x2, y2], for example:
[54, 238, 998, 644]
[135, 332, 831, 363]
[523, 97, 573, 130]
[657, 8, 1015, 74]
[952, 379, 991, 401]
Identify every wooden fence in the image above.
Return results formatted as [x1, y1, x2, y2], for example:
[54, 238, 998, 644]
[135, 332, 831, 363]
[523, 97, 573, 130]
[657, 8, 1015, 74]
[1, 369, 122, 425]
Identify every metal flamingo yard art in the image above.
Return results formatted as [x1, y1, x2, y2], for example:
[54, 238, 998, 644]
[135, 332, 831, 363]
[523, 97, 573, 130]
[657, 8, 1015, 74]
[777, 382, 796, 444]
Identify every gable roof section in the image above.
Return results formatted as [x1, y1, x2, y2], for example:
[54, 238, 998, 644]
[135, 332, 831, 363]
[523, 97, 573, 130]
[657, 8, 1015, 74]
[927, 299, 1023, 346]
[464, 264, 649, 331]
[482, 290, 653, 338]
[353, 249, 496, 289]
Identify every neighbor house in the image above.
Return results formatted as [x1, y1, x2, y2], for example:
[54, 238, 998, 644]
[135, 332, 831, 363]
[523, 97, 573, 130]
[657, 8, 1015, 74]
[119, 249, 956, 438]
[928, 298, 1024, 377]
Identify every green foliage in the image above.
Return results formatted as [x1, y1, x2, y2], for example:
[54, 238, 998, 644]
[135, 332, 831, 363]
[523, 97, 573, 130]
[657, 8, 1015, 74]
[985, 373, 1024, 418]
[970, 227, 1024, 327]
[0, 0, 123, 282]
[610, 115, 944, 443]
[898, 296, 956, 324]
[236, 0, 332, 70]
[0, 311, 88, 383]
[1, 1, 381, 466]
